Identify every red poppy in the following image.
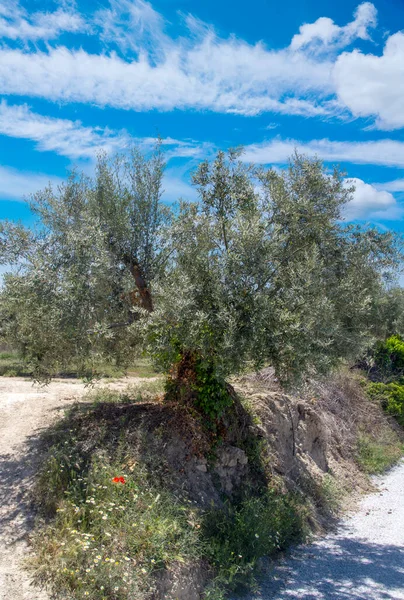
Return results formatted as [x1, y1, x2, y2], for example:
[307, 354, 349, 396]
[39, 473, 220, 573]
[112, 476, 126, 484]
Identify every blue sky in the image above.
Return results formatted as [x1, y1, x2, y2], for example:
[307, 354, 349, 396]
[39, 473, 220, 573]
[0, 0, 404, 237]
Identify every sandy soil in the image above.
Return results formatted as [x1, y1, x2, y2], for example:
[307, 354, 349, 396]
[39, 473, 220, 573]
[0, 376, 155, 600]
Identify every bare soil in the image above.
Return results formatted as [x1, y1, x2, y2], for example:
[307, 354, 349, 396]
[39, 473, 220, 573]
[0, 376, 156, 600]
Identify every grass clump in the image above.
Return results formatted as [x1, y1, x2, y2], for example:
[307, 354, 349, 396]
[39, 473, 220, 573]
[0, 350, 31, 376]
[202, 491, 305, 595]
[356, 432, 404, 474]
[316, 474, 344, 515]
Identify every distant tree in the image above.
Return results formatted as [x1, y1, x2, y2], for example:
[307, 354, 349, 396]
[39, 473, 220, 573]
[374, 286, 404, 339]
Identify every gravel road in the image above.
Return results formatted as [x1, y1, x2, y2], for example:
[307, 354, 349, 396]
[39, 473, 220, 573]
[0, 376, 155, 600]
[237, 460, 404, 600]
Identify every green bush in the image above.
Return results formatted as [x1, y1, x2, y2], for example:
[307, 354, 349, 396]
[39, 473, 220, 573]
[374, 335, 404, 376]
[367, 382, 404, 426]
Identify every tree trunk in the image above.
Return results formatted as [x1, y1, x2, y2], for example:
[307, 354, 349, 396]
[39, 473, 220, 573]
[128, 261, 154, 313]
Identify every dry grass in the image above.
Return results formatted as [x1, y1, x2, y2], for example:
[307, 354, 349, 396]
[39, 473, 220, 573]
[307, 370, 404, 475]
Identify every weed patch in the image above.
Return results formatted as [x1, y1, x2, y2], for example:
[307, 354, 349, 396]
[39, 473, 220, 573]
[356, 432, 404, 474]
[31, 453, 201, 599]
[316, 474, 344, 515]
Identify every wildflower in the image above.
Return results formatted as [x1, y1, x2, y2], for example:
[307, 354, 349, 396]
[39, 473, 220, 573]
[112, 477, 126, 484]
[255, 534, 259, 539]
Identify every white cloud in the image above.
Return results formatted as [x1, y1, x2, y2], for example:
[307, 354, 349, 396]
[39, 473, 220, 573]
[0, 0, 338, 118]
[0, 165, 62, 200]
[0, 0, 85, 41]
[334, 32, 404, 130]
[375, 179, 404, 193]
[0, 1, 401, 131]
[343, 177, 398, 220]
[242, 137, 404, 167]
[0, 101, 130, 159]
[0, 41, 332, 117]
[291, 2, 377, 53]
[162, 170, 198, 203]
[0, 101, 205, 161]
[94, 0, 169, 57]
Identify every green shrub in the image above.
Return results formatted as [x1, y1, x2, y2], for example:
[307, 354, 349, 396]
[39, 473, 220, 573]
[202, 491, 306, 592]
[367, 382, 404, 426]
[374, 335, 404, 376]
[165, 352, 233, 427]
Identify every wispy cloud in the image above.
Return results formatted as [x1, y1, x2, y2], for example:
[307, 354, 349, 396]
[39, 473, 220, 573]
[0, 1, 379, 120]
[242, 137, 404, 167]
[94, 0, 170, 58]
[0, 0, 86, 41]
[375, 179, 404, 193]
[0, 45, 332, 117]
[0, 165, 62, 200]
[0, 101, 208, 161]
[0, 100, 130, 159]
[0, 1, 401, 130]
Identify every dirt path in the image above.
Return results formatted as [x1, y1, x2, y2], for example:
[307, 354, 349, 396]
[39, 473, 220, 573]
[0, 376, 155, 600]
[238, 460, 404, 600]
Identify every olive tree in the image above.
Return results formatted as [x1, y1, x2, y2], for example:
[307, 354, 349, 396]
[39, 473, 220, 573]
[141, 151, 400, 399]
[0, 144, 168, 378]
[0, 147, 400, 408]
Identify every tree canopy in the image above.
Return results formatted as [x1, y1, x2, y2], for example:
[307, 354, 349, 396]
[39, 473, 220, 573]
[0, 146, 402, 390]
